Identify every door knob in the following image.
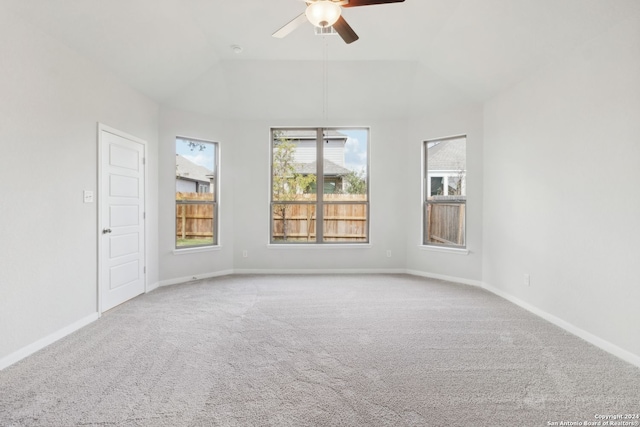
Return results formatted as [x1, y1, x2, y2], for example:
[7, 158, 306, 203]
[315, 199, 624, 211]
[102, 228, 112, 234]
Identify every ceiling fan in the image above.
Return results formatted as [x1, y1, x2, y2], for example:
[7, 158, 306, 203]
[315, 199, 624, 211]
[272, 0, 405, 44]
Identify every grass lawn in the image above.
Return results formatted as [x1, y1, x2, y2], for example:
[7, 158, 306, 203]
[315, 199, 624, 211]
[177, 238, 214, 247]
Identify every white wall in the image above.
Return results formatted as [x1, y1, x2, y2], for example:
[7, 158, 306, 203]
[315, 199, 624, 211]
[0, 9, 159, 363]
[405, 106, 484, 283]
[158, 108, 234, 283]
[4, 0, 637, 371]
[157, 114, 410, 279]
[232, 119, 409, 273]
[483, 14, 640, 359]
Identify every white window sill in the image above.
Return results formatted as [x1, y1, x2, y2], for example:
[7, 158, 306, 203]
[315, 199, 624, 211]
[173, 245, 222, 255]
[267, 243, 372, 250]
[418, 245, 469, 255]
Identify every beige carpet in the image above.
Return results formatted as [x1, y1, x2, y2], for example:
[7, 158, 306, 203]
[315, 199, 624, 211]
[1, 274, 639, 426]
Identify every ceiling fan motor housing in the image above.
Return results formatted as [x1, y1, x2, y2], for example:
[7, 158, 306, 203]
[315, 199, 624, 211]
[273, 0, 405, 44]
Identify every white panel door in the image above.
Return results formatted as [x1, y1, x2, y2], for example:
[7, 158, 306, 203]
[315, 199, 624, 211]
[100, 127, 145, 312]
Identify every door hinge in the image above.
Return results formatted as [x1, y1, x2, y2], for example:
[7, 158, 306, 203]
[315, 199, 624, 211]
[143, 212, 146, 219]
[144, 266, 146, 274]
[142, 157, 146, 165]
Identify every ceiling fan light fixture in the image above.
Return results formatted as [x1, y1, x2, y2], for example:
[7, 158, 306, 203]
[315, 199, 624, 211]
[305, 1, 341, 28]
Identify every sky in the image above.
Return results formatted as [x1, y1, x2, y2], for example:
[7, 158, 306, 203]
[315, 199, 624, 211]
[176, 138, 215, 171]
[341, 129, 368, 173]
[177, 129, 368, 173]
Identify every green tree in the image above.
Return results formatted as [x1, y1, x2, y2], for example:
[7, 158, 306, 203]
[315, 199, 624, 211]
[186, 141, 207, 151]
[342, 169, 367, 195]
[272, 138, 316, 241]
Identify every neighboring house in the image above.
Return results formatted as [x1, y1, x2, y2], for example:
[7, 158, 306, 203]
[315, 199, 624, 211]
[285, 130, 352, 193]
[175, 154, 215, 193]
[296, 159, 352, 194]
[427, 139, 466, 198]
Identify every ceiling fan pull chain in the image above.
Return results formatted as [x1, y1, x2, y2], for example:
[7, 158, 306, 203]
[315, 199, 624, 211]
[323, 36, 329, 122]
[272, 0, 404, 43]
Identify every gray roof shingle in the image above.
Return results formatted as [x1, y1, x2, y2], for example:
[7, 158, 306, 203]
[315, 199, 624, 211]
[296, 159, 351, 176]
[428, 139, 466, 171]
[176, 154, 214, 183]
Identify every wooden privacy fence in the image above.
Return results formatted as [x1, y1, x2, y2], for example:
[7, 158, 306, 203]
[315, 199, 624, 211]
[176, 192, 214, 240]
[426, 198, 465, 246]
[272, 194, 367, 242]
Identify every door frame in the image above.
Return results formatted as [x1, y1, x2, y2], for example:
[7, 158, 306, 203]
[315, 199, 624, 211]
[97, 123, 148, 314]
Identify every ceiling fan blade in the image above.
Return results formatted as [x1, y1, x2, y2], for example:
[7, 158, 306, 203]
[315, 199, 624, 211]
[272, 13, 308, 38]
[342, 0, 404, 7]
[332, 16, 359, 44]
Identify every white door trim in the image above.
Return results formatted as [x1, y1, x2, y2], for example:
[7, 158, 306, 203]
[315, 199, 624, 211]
[97, 123, 148, 314]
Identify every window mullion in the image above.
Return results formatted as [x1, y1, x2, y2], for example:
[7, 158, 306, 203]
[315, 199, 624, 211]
[270, 127, 368, 244]
[423, 136, 466, 248]
[316, 127, 324, 243]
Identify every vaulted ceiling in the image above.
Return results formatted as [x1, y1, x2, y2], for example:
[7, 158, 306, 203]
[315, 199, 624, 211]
[3, 0, 637, 120]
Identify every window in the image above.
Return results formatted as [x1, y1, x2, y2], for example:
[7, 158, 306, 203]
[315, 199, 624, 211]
[423, 136, 466, 248]
[175, 137, 218, 248]
[270, 128, 369, 244]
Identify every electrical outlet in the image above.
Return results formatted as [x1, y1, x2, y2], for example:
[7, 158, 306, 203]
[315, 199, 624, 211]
[386, 250, 392, 258]
[242, 250, 248, 258]
[524, 274, 531, 287]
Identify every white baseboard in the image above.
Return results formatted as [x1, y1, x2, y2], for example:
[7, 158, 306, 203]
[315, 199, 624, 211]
[234, 268, 406, 275]
[0, 312, 99, 371]
[146, 281, 159, 293]
[482, 282, 640, 369]
[159, 269, 235, 287]
[406, 269, 484, 288]
[6, 273, 637, 372]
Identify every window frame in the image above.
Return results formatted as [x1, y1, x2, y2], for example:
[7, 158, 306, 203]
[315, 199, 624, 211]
[423, 135, 467, 249]
[270, 127, 370, 245]
[175, 137, 219, 250]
